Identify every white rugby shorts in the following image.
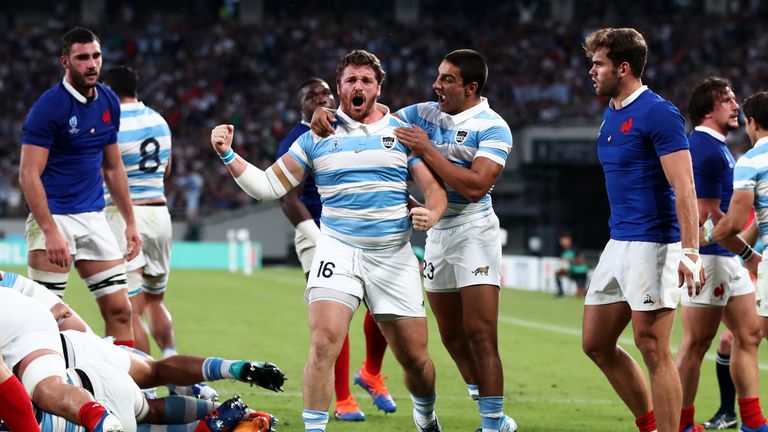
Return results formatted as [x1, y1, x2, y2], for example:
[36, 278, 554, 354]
[0, 290, 63, 369]
[305, 235, 426, 318]
[423, 213, 502, 292]
[756, 260, 768, 317]
[681, 254, 754, 307]
[105, 205, 171, 277]
[26, 212, 123, 262]
[60, 329, 132, 372]
[585, 239, 682, 311]
[67, 362, 146, 431]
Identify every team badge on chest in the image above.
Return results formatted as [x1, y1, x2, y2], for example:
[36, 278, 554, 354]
[381, 136, 396, 150]
[455, 130, 468, 144]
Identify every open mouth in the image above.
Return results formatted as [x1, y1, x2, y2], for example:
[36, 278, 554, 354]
[352, 95, 364, 107]
[437, 94, 447, 103]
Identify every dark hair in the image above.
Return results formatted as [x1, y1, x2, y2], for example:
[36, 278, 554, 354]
[583, 28, 648, 78]
[335, 50, 385, 84]
[687, 76, 733, 126]
[743, 91, 768, 131]
[62, 27, 100, 56]
[444, 49, 488, 96]
[103, 66, 139, 99]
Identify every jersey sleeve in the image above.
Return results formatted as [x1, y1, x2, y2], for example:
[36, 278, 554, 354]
[475, 123, 513, 167]
[733, 154, 759, 192]
[395, 104, 419, 124]
[647, 101, 689, 157]
[22, 99, 58, 149]
[691, 143, 725, 199]
[285, 131, 313, 174]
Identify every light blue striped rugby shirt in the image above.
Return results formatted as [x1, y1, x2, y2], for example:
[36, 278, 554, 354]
[733, 136, 768, 246]
[287, 107, 423, 250]
[104, 102, 172, 204]
[396, 98, 512, 229]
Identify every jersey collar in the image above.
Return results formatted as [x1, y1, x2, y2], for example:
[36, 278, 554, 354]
[755, 136, 768, 150]
[439, 97, 489, 128]
[336, 104, 391, 135]
[120, 101, 145, 110]
[694, 126, 726, 143]
[62, 78, 99, 104]
[611, 85, 648, 110]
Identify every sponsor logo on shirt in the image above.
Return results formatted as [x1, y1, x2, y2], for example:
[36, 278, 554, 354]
[68, 116, 79, 134]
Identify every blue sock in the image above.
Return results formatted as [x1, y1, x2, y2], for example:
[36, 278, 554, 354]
[201, 357, 235, 380]
[302, 409, 329, 431]
[479, 396, 504, 431]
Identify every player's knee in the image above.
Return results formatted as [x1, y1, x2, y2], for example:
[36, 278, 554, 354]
[28, 268, 68, 298]
[394, 348, 431, 373]
[308, 331, 344, 365]
[733, 324, 762, 351]
[582, 334, 612, 363]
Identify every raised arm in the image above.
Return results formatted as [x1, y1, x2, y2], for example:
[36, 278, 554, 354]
[211, 124, 307, 202]
[659, 149, 705, 295]
[409, 162, 446, 231]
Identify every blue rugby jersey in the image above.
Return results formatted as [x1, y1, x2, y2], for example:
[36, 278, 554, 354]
[286, 108, 422, 249]
[690, 126, 735, 256]
[733, 136, 768, 247]
[396, 98, 512, 229]
[596, 86, 689, 243]
[104, 102, 171, 204]
[22, 80, 121, 214]
[275, 122, 322, 225]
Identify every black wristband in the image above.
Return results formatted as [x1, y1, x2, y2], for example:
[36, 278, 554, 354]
[739, 244, 754, 261]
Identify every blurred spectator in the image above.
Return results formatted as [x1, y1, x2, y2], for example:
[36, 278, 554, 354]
[1, 1, 766, 219]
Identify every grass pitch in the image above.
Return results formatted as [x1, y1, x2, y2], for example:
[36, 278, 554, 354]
[31, 266, 768, 431]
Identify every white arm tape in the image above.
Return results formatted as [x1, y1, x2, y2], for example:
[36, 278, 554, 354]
[234, 163, 294, 202]
[296, 219, 321, 245]
[680, 254, 702, 284]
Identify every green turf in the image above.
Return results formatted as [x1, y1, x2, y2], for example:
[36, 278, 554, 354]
[23, 266, 768, 431]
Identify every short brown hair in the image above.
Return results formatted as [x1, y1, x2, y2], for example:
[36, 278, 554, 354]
[687, 76, 733, 126]
[335, 50, 386, 85]
[583, 28, 648, 78]
[743, 91, 768, 131]
[62, 27, 99, 56]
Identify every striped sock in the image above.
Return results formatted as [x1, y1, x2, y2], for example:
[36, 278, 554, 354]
[302, 409, 329, 431]
[201, 357, 235, 381]
[412, 394, 437, 426]
[479, 396, 504, 431]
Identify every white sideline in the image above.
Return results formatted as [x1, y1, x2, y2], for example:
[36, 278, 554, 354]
[499, 315, 768, 371]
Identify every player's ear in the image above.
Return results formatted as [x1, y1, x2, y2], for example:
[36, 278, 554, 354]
[60, 55, 68, 69]
[465, 82, 478, 97]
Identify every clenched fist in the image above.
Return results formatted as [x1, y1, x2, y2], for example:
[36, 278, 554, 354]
[211, 124, 235, 154]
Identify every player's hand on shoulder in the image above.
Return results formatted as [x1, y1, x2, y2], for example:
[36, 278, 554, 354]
[394, 126, 430, 156]
[310, 107, 336, 138]
[211, 124, 235, 154]
[409, 206, 438, 232]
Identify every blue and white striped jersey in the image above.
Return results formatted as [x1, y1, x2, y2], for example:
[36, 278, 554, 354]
[733, 136, 768, 246]
[104, 102, 171, 204]
[286, 108, 422, 249]
[396, 98, 512, 229]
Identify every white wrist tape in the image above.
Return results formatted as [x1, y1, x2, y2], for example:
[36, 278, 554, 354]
[296, 219, 321, 245]
[234, 161, 298, 202]
[681, 252, 702, 284]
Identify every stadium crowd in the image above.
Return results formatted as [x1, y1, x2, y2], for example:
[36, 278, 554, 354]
[0, 1, 767, 218]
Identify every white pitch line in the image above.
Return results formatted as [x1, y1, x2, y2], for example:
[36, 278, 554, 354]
[499, 315, 768, 371]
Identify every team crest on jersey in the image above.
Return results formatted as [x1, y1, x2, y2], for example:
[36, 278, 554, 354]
[68, 116, 79, 134]
[455, 130, 469, 144]
[381, 136, 396, 150]
[102, 108, 111, 124]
